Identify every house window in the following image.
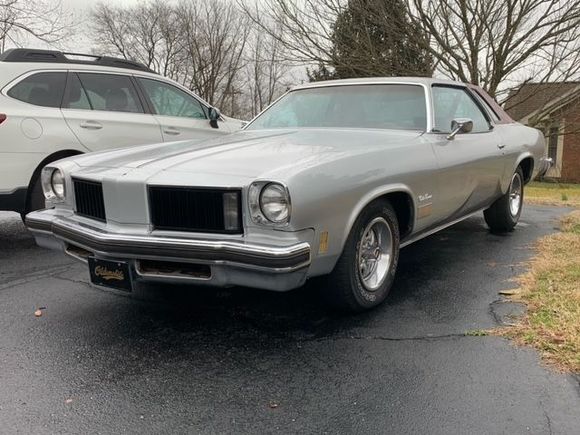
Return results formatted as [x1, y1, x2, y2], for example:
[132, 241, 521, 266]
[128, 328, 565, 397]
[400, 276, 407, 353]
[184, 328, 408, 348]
[548, 126, 559, 163]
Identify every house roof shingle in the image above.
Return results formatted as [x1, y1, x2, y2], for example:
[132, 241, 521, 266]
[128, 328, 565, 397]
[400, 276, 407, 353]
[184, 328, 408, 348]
[504, 82, 580, 121]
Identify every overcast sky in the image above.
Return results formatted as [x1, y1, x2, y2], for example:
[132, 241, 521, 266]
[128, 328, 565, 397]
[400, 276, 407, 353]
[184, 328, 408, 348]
[62, 0, 143, 11]
[16, 0, 150, 52]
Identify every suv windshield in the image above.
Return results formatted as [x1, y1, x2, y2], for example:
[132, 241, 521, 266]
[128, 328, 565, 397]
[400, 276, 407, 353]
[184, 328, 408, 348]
[247, 84, 427, 131]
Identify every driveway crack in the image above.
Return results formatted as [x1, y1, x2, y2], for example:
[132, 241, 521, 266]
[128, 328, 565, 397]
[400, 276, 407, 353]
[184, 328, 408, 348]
[301, 332, 470, 343]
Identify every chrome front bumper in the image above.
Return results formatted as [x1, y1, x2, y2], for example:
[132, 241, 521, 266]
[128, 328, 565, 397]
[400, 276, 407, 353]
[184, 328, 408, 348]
[26, 210, 312, 292]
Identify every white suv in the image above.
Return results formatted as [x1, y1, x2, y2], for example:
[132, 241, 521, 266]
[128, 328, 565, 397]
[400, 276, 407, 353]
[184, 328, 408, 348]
[0, 48, 242, 218]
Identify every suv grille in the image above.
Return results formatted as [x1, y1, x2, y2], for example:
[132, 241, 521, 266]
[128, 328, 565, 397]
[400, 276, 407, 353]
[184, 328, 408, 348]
[149, 186, 242, 234]
[73, 179, 106, 221]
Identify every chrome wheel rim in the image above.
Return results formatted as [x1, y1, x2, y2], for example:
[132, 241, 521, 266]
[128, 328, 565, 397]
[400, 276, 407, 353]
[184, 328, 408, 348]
[357, 217, 393, 291]
[509, 172, 523, 216]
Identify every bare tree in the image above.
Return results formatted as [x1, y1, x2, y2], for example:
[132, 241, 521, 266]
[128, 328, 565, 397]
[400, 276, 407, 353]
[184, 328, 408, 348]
[0, 0, 73, 51]
[92, 1, 182, 80]
[241, 0, 433, 78]
[177, 0, 251, 110]
[243, 1, 580, 97]
[239, 0, 344, 67]
[91, 0, 253, 117]
[407, 0, 580, 99]
[245, 28, 292, 118]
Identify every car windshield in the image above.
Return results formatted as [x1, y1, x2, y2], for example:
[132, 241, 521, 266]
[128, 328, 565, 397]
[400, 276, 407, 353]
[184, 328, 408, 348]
[246, 84, 427, 131]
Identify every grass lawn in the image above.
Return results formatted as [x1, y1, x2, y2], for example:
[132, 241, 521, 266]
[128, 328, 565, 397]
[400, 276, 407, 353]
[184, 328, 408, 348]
[496, 211, 580, 372]
[525, 181, 580, 207]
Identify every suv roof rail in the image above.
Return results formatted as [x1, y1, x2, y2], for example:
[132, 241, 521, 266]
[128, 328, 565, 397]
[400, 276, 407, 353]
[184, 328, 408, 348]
[0, 48, 156, 74]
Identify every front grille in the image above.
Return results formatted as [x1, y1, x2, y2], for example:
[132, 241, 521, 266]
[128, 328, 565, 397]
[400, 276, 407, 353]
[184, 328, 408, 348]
[73, 179, 106, 221]
[148, 186, 242, 234]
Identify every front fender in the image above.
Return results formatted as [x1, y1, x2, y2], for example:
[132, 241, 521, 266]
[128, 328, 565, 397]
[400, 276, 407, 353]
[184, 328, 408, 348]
[340, 183, 417, 254]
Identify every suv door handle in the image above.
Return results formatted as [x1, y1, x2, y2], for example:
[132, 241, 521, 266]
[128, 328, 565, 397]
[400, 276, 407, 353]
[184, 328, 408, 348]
[163, 127, 180, 135]
[497, 144, 506, 149]
[80, 121, 103, 130]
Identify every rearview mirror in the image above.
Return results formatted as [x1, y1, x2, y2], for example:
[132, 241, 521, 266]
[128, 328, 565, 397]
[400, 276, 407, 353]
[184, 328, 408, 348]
[447, 118, 473, 140]
[208, 107, 221, 129]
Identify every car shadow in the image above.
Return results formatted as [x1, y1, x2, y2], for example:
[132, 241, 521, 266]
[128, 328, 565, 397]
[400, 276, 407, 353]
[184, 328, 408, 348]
[67, 214, 515, 345]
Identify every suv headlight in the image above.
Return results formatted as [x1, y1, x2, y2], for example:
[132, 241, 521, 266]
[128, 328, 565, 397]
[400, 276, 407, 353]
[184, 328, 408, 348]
[249, 181, 291, 225]
[41, 167, 66, 201]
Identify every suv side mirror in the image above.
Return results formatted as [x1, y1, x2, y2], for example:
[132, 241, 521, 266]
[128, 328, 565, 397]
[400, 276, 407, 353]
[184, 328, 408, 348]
[208, 107, 221, 129]
[447, 118, 473, 140]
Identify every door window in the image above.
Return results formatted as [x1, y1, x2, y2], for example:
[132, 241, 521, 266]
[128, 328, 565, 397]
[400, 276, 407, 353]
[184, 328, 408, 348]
[471, 89, 501, 122]
[7, 72, 66, 108]
[76, 73, 144, 113]
[138, 78, 206, 119]
[432, 86, 491, 133]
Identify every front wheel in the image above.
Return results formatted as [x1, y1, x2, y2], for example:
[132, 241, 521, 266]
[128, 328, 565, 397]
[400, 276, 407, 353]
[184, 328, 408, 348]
[484, 167, 524, 233]
[322, 200, 400, 312]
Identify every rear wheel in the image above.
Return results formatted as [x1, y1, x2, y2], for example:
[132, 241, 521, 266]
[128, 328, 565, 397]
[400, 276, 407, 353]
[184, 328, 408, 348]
[484, 167, 524, 233]
[322, 200, 400, 312]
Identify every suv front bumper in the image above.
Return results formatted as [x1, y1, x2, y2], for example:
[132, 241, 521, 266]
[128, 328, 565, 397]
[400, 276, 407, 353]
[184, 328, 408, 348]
[26, 210, 312, 292]
[0, 188, 27, 213]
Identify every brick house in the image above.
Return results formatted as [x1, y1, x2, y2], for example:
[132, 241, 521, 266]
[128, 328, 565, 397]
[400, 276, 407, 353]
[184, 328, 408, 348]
[505, 82, 580, 183]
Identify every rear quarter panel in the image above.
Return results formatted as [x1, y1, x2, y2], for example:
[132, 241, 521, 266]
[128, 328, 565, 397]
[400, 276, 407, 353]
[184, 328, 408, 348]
[495, 123, 545, 192]
[0, 94, 84, 191]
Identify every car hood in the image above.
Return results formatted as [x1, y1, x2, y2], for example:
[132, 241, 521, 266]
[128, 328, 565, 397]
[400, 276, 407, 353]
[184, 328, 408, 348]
[71, 128, 423, 183]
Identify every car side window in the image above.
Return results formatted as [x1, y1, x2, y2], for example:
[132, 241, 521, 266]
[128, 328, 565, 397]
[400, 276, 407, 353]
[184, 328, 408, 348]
[62, 73, 92, 110]
[7, 72, 66, 108]
[471, 90, 501, 122]
[137, 78, 207, 119]
[432, 86, 491, 133]
[76, 73, 144, 113]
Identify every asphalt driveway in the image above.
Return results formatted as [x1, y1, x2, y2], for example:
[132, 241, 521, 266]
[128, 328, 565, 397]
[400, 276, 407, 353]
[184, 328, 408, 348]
[0, 206, 579, 434]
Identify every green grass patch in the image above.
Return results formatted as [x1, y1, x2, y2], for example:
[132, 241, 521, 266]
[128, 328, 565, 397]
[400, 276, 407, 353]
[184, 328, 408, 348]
[465, 329, 488, 337]
[526, 182, 580, 207]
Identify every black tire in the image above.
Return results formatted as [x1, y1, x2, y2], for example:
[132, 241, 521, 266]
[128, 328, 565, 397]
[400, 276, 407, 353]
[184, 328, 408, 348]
[20, 175, 45, 222]
[484, 167, 524, 233]
[322, 199, 400, 313]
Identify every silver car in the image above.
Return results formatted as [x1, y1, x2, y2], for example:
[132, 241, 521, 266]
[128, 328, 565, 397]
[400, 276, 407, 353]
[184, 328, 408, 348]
[26, 78, 551, 312]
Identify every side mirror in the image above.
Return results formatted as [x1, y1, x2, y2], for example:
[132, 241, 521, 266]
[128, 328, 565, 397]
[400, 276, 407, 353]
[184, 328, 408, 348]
[208, 107, 221, 129]
[447, 118, 473, 140]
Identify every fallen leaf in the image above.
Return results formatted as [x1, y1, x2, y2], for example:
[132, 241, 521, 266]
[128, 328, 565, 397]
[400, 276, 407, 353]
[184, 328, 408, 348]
[499, 289, 520, 296]
[34, 309, 42, 317]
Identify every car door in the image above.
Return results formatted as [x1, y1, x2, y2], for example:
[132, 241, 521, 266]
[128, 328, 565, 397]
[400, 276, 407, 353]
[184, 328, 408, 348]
[61, 72, 163, 151]
[135, 77, 229, 141]
[429, 85, 504, 223]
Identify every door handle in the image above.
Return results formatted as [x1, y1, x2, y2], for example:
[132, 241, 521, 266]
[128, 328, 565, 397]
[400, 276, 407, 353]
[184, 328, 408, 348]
[163, 127, 180, 135]
[497, 144, 506, 149]
[79, 121, 103, 130]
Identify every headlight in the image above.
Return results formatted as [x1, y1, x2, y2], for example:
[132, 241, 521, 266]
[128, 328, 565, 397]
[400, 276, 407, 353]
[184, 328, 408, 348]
[260, 183, 290, 223]
[41, 167, 66, 201]
[51, 170, 65, 199]
[249, 181, 291, 225]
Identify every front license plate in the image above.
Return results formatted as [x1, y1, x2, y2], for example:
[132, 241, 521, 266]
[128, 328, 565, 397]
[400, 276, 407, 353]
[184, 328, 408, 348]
[88, 257, 132, 292]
